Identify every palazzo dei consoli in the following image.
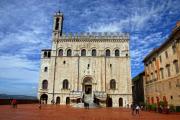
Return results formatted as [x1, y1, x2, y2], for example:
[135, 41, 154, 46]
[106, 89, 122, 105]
[38, 11, 132, 107]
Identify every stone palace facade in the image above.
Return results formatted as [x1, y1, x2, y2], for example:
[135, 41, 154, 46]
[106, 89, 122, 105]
[38, 11, 132, 107]
[143, 21, 180, 108]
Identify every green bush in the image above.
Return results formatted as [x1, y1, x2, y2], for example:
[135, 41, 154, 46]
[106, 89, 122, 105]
[147, 104, 151, 110]
[151, 104, 157, 111]
[159, 101, 166, 107]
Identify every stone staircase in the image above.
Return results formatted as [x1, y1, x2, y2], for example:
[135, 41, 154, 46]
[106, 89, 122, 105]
[72, 93, 98, 108]
[83, 94, 93, 103]
[83, 94, 98, 108]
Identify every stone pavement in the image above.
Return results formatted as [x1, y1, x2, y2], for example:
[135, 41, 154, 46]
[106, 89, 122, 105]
[0, 104, 179, 120]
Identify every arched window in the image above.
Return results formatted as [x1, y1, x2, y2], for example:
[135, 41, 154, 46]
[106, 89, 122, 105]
[44, 51, 47, 57]
[67, 49, 72, 56]
[110, 79, 116, 90]
[58, 49, 63, 56]
[81, 49, 86, 56]
[42, 80, 48, 89]
[119, 98, 123, 107]
[92, 49, 96, 56]
[56, 97, 60, 104]
[63, 79, 69, 89]
[48, 51, 51, 57]
[55, 18, 59, 30]
[106, 49, 110, 56]
[44, 67, 48, 72]
[173, 60, 179, 74]
[66, 97, 70, 104]
[115, 49, 119, 56]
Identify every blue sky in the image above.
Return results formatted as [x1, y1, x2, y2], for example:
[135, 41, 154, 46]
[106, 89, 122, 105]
[0, 0, 180, 96]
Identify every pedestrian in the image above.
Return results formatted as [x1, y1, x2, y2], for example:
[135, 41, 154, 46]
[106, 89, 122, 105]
[127, 104, 129, 108]
[39, 103, 42, 109]
[131, 104, 135, 115]
[141, 105, 144, 111]
[136, 105, 140, 114]
[11, 99, 17, 108]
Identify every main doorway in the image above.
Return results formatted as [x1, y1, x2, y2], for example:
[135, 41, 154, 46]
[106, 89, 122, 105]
[83, 77, 92, 94]
[85, 85, 92, 94]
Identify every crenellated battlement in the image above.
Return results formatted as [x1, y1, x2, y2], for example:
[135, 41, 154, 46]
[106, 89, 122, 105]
[59, 32, 129, 40]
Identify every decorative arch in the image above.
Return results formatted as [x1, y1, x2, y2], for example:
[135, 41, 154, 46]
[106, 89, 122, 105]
[115, 49, 120, 56]
[81, 49, 86, 56]
[106, 49, 111, 56]
[81, 75, 94, 84]
[58, 49, 63, 56]
[82, 76, 93, 94]
[110, 79, 116, 90]
[92, 49, 97, 56]
[67, 49, 72, 56]
[42, 80, 48, 89]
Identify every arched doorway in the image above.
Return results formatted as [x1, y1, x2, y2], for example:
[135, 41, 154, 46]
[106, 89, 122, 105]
[119, 98, 123, 107]
[106, 96, 112, 107]
[66, 97, 70, 104]
[83, 77, 92, 94]
[56, 97, 60, 104]
[40, 94, 48, 104]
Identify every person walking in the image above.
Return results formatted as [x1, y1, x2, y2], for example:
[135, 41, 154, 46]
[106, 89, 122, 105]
[131, 104, 135, 115]
[11, 99, 17, 108]
[136, 105, 140, 114]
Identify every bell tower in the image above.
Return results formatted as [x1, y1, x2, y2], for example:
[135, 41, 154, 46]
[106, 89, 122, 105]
[53, 11, 63, 38]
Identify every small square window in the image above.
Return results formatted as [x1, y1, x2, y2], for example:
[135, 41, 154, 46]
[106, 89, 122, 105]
[165, 51, 168, 58]
[172, 45, 176, 54]
[170, 96, 173, 99]
[44, 67, 48, 72]
[159, 56, 162, 63]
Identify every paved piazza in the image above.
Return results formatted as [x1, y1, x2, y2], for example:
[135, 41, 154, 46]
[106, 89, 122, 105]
[0, 104, 179, 120]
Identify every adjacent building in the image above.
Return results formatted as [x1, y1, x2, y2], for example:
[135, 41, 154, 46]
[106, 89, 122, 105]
[143, 21, 180, 108]
[38, 11, 132, 107]
[132, 71, 145, 105]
